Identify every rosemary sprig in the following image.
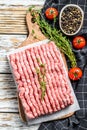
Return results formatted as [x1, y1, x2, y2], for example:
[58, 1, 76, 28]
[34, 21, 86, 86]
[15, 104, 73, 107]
[36, 17, 77, 67]
[35, 58, 46, 100]
[40, 81, 46, 99]
[29, 9, 77, 68]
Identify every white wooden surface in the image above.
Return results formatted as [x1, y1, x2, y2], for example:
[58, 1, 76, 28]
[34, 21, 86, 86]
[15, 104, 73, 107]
[0, 0, 45, 129]
[0, 0, 45, 6]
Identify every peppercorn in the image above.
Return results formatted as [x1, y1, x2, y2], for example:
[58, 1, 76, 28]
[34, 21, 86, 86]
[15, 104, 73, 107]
[60, 6, 82, 34]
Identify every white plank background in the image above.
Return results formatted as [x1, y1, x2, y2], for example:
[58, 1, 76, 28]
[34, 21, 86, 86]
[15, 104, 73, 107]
[0, 113, 39, 130]
[0, 0, 45, 6]
[0, 0, 45, 129]
[0, 74, 40, 129]
[0, 34, 27, 73]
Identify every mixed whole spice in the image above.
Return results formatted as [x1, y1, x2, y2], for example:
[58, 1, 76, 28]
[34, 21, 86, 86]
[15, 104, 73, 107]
[60, 6, 82, 34]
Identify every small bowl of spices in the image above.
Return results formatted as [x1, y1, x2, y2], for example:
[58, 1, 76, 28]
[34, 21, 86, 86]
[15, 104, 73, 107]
[59, 4, 84, 36]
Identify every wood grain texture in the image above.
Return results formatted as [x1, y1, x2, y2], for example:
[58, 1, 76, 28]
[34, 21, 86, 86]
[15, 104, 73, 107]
[0, 73, 40, 129]
[0, 34, 27, 73]
[0, 6, 42, 34]
[0, 80, 18, 112]
[0, 1, 74, 128]
[19, 12, 46, 47]
[0, 73, 18, 112]
[0, 0, 45, 6]
[0, 113, 39, 130]
[0, 61, 11, 73]
[0, 7, 28, 34]
[0, 1, 43, 129]
[0, 34, 26, 51]
[18, 12, 74, 121]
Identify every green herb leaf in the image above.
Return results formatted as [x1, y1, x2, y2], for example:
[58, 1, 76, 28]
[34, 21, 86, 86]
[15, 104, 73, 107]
[36, 58, 41, 63]
[28, 5, 35, 12]
[40, 63, 45, 67]
[40, 81, 46, 100]
[34, 35, 37, 39]
[31, 9, 77, 68]
[35, 58, 46, 100]
[36, 68, 40, 74]
[40, 81, 46, 87]
[31, 29, 35, 35]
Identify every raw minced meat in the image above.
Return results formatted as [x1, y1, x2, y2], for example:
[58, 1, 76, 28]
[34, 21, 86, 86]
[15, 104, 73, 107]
[9, 41, 74, 119]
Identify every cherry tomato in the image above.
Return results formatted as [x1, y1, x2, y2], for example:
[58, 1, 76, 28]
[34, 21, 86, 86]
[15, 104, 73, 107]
[68, 67, 82, 80]
[45, 7, 58, 20]
[72, 36, 86, 49]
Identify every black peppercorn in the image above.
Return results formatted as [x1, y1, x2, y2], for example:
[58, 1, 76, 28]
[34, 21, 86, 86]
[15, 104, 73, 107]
[60, 5, 83, 35]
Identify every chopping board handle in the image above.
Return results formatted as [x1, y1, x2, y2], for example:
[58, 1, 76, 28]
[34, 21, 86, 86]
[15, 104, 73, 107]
[19, 12, 46, 47]
[26, 13, 34, 35]
[18, 12, 74, 121]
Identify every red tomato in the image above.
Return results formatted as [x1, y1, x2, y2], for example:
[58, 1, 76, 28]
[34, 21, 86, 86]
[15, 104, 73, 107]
[68, 67, 82, 80]
[72, 36, 86, 49]
[45, 7, 58, 20]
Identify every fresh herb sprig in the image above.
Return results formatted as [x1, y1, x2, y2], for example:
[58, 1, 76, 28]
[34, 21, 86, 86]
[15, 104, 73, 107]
[29, 8, 77, 68]
[37, 16, 77, 67]
[36, 58, 46, 100]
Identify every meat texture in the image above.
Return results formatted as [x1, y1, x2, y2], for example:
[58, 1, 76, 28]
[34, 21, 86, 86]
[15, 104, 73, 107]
[9, 41, 74, 119]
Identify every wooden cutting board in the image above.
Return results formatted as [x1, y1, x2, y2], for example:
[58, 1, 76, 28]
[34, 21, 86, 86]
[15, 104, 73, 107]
[18, 12, 74, 122]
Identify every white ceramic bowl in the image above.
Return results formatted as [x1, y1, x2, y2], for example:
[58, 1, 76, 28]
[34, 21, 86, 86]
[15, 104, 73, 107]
[59, 4, 84, 36]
